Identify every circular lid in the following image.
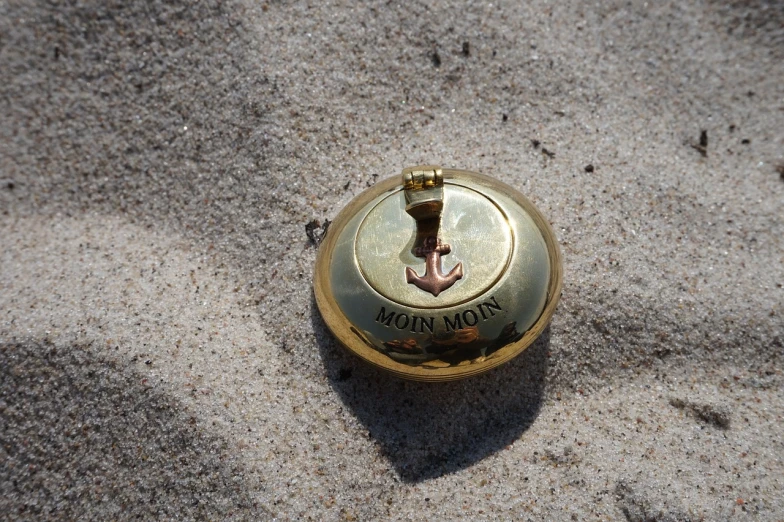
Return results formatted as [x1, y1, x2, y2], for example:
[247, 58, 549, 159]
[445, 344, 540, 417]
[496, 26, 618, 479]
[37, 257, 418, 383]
[356, 183, 512, 309]
[314, 167, 562, 382]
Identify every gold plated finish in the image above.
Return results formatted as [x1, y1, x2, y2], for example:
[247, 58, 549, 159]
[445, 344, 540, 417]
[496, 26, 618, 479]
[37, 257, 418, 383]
[402, 165, 444, 221]
[314, 166, 562, 382]
[356, 184, 512, 309]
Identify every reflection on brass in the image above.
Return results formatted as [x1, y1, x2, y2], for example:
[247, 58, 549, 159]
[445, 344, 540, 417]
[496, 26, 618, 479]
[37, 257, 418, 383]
[314, 166, 562, 382]
[405, 236, 463, 296]
[379, 320, 525, 368]
[355, 183, 512, 309]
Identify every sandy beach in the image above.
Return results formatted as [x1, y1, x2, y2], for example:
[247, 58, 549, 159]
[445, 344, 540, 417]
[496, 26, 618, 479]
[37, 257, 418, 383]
[1, 0, 783, 519]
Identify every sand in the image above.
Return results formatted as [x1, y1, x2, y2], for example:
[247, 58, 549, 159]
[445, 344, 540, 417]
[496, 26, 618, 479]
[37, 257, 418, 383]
[1, 0, 783, 519]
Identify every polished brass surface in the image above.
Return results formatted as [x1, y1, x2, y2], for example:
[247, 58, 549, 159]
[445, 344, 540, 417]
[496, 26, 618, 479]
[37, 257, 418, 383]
[356, 184, 512, 308]
[402, 165, 444, 221]
[314, 167, 562, 382]
[402, 165, 443, 191]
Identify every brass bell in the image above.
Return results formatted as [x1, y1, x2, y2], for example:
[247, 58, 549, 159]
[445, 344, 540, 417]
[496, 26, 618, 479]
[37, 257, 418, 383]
[314, 166, 562, 381]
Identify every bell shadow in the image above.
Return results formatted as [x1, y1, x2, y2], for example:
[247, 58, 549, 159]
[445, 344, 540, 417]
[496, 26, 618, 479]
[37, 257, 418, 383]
[310, 294, 548, 483]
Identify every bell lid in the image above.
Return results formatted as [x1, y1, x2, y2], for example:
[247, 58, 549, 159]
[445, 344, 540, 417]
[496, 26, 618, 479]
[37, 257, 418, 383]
[314, 166, 562, 382]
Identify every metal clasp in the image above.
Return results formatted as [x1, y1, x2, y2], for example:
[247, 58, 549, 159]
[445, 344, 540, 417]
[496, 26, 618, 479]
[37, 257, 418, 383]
[402, 165, 444, 221]
[401, 165, 463, 296]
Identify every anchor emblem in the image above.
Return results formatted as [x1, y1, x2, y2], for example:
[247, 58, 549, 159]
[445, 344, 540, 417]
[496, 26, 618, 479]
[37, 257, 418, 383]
[406, 236, 463, 297]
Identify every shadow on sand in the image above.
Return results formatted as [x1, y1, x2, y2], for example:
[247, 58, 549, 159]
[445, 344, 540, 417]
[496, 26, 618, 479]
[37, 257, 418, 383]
[0, 341, 268, 519]
[311, 295, 548, 482]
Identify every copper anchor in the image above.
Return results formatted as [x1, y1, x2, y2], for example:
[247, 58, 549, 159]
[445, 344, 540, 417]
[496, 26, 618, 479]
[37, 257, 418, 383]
[405, 236, 463, 297]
